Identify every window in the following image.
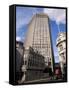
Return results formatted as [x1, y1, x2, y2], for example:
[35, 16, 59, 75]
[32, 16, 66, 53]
[59, 44, 63, 51]
[61, 53, 66, 63]
[24, 61, 27, 65]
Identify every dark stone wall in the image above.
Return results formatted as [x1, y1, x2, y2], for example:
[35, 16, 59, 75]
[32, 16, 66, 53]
[23, 47, 49, 81]
[16, 48, 23, 81]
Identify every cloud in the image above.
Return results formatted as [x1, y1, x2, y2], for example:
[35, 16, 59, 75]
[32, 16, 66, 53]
[16, 7, 33, 32]
[16, 7, 36, 32]
[44, 8, 66, 24]
[16, 7, 44, 32]
[16, 36, 25, 42]
[16, 13, 31, 31]
[16, 36, 22, 41]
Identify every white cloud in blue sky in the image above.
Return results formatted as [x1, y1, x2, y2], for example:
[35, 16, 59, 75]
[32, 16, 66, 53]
[16, 7, 43, 32]
[16, 7, 32, 31]
[44, 9, 66, 25]
[16, 36, 22, 41]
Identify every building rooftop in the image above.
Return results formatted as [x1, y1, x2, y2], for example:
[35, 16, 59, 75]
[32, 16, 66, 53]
[28, 13, 49, 26]
[35, 13, 49, 18]
[16, 41, 23, 48]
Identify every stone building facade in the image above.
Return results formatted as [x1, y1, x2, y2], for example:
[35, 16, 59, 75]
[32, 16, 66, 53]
[21, 47, 47, 82]
[56, 32, 66, 76]
[16, 41, 24, 82]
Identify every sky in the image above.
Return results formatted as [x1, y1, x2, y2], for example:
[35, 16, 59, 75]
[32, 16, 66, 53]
[16, 6, 66, 63]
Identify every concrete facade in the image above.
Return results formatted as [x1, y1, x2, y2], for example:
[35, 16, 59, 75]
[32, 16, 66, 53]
[24, 13, 54, 72]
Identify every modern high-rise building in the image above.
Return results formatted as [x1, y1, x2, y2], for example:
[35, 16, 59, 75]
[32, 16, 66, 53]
[24, 13, 54, 72]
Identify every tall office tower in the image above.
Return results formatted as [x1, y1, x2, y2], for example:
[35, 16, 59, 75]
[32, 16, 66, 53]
[24, 13, 54, 72]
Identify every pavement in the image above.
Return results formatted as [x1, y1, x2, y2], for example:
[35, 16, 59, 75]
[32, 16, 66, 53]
[23, 77, 63, 84]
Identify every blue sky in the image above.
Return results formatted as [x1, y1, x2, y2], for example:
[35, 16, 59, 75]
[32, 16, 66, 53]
[16, 6, 66, 63]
